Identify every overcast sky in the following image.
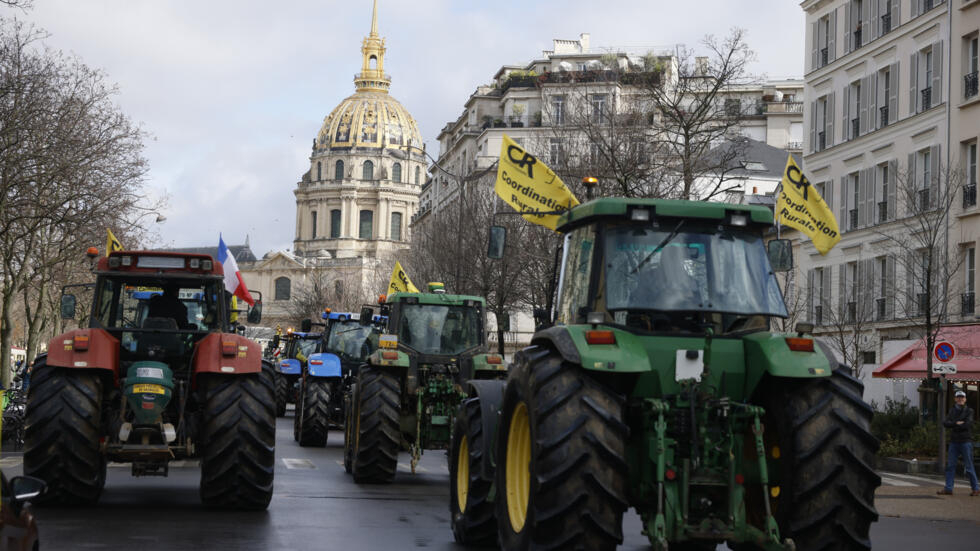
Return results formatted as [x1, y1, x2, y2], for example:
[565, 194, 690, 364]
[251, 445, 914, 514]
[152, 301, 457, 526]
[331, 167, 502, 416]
[15, 0, 805, 257]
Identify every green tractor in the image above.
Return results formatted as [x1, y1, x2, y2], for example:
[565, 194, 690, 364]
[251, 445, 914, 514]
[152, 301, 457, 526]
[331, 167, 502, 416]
[344, 283, 508, 483]
[449, 198, 880, 550]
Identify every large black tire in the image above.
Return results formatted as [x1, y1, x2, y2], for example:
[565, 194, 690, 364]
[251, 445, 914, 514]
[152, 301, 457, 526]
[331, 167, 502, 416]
[449, 396, 497, 545]
[495, 349, 628, 550]
[351, 366, 400, 484]
[275, 371, 288, 417]
[199, 362, 276, 510]
[296, 378, 331, 447]
[23, 364, 107, 505]
[343, 382, 357, 474]
[758, 366, 880, 551]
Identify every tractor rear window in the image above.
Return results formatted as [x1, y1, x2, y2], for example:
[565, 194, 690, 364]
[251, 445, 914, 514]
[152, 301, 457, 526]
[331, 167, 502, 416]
[603, 224, 788, 318]
[397, 304, 482, 355]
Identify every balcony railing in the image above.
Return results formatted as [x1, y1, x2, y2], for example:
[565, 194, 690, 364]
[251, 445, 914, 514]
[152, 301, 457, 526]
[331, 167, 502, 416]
[880, 105, 889, 127]
[787, 140, 803, 151]
[877, 298, 887, 320]
[821, 48, 828, 67]
[918, 188, 930, 211]
[847, 301, 857, 323]
[917, 293, 929, 316]
[878, 201, 888, 223]
[849, 209, 858, 230]
[964, 184, 977, 209]
[881, 13, 892, 34]
[815, 305, 823, 325]
[853, 28, 863, 50]
[818, 131, 826, 151]
[966, 72, 979, 99]
[763, 101, 804, 114]
[851, 118, 860, 139]
[921, 87, 932, 111]
[924, 0, 934, 11]
[962, 292, 976, 316]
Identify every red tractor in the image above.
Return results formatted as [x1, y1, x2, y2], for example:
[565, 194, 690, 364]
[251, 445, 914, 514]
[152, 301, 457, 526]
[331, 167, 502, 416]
[23, 251, 276, 509]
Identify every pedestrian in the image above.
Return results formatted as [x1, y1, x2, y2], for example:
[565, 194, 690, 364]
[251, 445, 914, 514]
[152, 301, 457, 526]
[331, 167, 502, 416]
[937, 389, 979, 496]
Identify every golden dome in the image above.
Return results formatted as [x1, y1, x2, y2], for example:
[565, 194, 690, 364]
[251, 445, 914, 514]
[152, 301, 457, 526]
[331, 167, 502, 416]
[316, 91, 423, 152]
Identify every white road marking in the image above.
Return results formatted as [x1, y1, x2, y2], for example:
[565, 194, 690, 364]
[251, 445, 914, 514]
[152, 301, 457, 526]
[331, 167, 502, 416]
[880, 475, 918, 487]
[0, 457, 22, 467]
[883, 472, 943, 485]
[282, 458, 316, 469]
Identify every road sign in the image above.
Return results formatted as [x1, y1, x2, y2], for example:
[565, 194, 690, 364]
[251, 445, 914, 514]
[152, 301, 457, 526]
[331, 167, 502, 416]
[931, 363, 957, 375]
[934, 341, 956, 363]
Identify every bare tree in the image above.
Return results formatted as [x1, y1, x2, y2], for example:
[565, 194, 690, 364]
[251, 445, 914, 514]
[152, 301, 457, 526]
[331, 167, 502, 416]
[772, 267, 807, 333]
[821, 257, 878, 379]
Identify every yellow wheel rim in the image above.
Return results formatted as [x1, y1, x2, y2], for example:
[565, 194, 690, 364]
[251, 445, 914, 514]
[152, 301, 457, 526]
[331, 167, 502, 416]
[456, 435, 469, 513]
[506, 402, 531, 533]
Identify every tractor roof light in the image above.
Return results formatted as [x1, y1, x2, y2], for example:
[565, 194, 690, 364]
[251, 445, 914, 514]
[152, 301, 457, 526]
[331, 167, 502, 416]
[201, 259, 213, 271]
[586, 312, 605, 326]
[121, 256, 133, 266]
[189, 258, 201, 269]
[630, 208, 651, 222]
[729, 213, 749, 227]
[108, 256, 121, 268]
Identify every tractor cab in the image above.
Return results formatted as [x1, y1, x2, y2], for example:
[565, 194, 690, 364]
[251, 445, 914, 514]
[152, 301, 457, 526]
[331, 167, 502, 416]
[321, 312, 379, 365]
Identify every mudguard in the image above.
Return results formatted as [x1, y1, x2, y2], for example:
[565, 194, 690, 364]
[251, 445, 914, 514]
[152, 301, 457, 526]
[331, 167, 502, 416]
[191, 333, 261, 385]
[470, 353, 508, 376]
[742, 332, 833, 395]
[45, 329, 120, 382]
[367, 349, 410, 368]
[279, 358, 302, 375]
[532, 325, 650, 373]
[465, 379, 507, 480]
[307, 352, 341, 378]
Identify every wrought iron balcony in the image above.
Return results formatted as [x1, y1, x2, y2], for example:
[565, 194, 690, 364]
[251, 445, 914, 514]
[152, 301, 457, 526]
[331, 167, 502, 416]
[853, 28, 863, 50]
[876, 298, 887, 320]
[851, 118, 860, 139]
[763, 101, 804, 114]
[962, 292, 975, 316]
[880, 105, 889, 127]
[965, 184, 977, 209]
[821, 48, 828, 67]
[878, 201, 889, 223]
[918, 188, 930, 212]
[917, 293, 929, 316]
[849, 209, 858, 230]
[847, 301, 857, 323]
[787, 140, 803, 151]
[966, 72, 979, 99]
[818, 131, 826, 151]
[881, 13, 892, 34]
[921, 87, 932, 111]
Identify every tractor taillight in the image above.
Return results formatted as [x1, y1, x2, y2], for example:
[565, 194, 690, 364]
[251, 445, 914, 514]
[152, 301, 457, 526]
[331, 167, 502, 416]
[585, 330, 616, 345]
[487, 355, 502, 364]
[382, 351, 399, 360]
[665, 468, 676, 480]
[785, 337, 815, 352]
[310, 360, 323, 365]
[73, 334, 90, 351]
[735, 473, 745, 485]
[221, 341, 238, 356]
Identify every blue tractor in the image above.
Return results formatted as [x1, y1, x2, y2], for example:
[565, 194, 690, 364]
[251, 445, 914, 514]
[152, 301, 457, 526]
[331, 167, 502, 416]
[275, 330, 321, 417]
[294, 311, 381, 446]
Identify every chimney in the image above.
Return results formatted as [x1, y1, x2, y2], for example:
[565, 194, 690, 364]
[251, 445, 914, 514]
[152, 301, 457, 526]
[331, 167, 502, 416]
[579, 33, 590, 53]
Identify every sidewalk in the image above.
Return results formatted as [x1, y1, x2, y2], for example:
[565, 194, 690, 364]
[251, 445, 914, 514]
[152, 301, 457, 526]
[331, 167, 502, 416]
[876, 471, 980, 522]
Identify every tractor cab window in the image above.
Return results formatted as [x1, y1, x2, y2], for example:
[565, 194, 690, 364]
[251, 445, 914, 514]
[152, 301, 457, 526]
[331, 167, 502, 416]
[397, 304, 482, 355]
[326, 320, 378, 361]
[94, 277, 224, 333]
[556, 225, 596, 325]
[602, 222, 787, 333]
[286, 337, 321, 363]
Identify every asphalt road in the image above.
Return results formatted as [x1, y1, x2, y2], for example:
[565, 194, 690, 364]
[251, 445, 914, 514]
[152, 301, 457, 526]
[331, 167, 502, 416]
[1, 412, 978, 550]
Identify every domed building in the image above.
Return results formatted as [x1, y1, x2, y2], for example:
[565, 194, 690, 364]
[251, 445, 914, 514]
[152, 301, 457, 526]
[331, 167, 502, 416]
[293, 0, 425, 259]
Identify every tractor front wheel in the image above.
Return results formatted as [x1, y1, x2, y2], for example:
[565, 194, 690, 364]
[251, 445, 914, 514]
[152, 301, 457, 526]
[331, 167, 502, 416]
[296, 378, 331, 447]
[23, 364, 106, 505]
[449, 396, 497, 545]
[495, 350, 628, 550]
[351, 366, 400, 484]
[199, 362, 276, 510]
[275, 372, 288, 417]
[343, 382, 357, 474]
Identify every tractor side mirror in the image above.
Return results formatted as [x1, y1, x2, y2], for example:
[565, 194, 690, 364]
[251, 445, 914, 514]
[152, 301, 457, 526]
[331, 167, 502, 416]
[300, 319, 312, 333]
[247, 301, 262, 324]
[767, 239, 793, 272]
[60, 294, 77, 319]
[359, 306, 375, 325]
[487, 225, 507, 259]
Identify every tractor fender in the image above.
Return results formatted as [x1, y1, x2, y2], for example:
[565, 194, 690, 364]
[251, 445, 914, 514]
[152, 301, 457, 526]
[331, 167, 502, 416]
[470, 353, 508, 377]
[45, 329, 120, 383]
[367, 349, 410, 368]
[742, 332, 833, 396]
[307, 352, 342, 378]
[279, 358, 302, 375]
[465, 379, 507, 480]
[191, 333, 261, 387]
[529, 326, 582, 365]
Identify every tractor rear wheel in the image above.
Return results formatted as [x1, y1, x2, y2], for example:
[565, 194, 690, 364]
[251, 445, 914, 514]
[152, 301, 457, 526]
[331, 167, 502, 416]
[296, 378, 331, 447]
[351, 366, 400, 484]
[495, 349, 628, 550]
[343, 382, 357, 474]
[759, 366, 880, 551]
[23, 364, 106, 505]
[449, 396, 497, 545]
[275, 372, 288, 417]
[200, 362, 276, 510]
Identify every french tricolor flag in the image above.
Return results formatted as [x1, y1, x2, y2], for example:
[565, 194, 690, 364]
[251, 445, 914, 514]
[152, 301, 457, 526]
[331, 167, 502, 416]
[218, 235, 255, 306]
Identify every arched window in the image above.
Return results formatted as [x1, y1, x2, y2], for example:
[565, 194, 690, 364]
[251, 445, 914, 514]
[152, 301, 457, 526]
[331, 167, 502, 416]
[316, 161, 322, 181]
[335, 160, 344, 180]
[359, 210, 373, 239]
[415, 166, 421, 185]
[390, 212, 402, 241]
[311, 210, 317, 239]
[274, 277, 291, 301]
[392, 162, 402, 183]
[330, 209, 342, 238]
[369, 55, 378, 69]
[363, 160, 374, 180]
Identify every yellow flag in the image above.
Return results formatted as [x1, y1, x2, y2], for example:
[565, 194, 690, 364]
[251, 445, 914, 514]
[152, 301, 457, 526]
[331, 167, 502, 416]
[106, 228, 123, 256]
[775, 155, 840, 255]
[494, 134, 579, 231]
[388, 261, 419, 295]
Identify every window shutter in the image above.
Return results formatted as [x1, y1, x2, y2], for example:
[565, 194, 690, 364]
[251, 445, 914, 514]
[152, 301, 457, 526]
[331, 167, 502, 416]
[828, 8, 838, 62]
[827, 92, 836, 146]
[908, 152, 917, 192]
[871, 0, 880, 39]
[808, 269, 816, 321]
[839, 264, 846, 315]
[889, 61, 900, 123]
[822, 268, 833, 318]
[844, 2, 852, 53]
[840, 176, 849, 233]
[911, 0, 919, 17]
[861, 0, 871, 42]
[910, 52, 919, 114]
[892, 0, 900, 27]
[888, 159, 898, 219]
[930, 144, 941, 208]
[932, 41, 943, 105]
[810, 101, 817, 152]
[860, 76, 871, 135]
[886, 255, 896, 318]
[905, 251, 915, 316]
[811, 21, 819, 70]
[862, 259, 875, 317]
[843, 84, 851, 140]
[869, 73, 878, 130]
[824, 178, 835, 214]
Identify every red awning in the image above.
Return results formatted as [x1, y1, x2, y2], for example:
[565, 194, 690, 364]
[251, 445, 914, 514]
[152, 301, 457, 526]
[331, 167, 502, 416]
[873, 324, 980, 382]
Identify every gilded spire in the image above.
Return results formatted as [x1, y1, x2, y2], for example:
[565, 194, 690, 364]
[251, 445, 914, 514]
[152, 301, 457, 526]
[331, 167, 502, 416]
[354, 0, 390, 93]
